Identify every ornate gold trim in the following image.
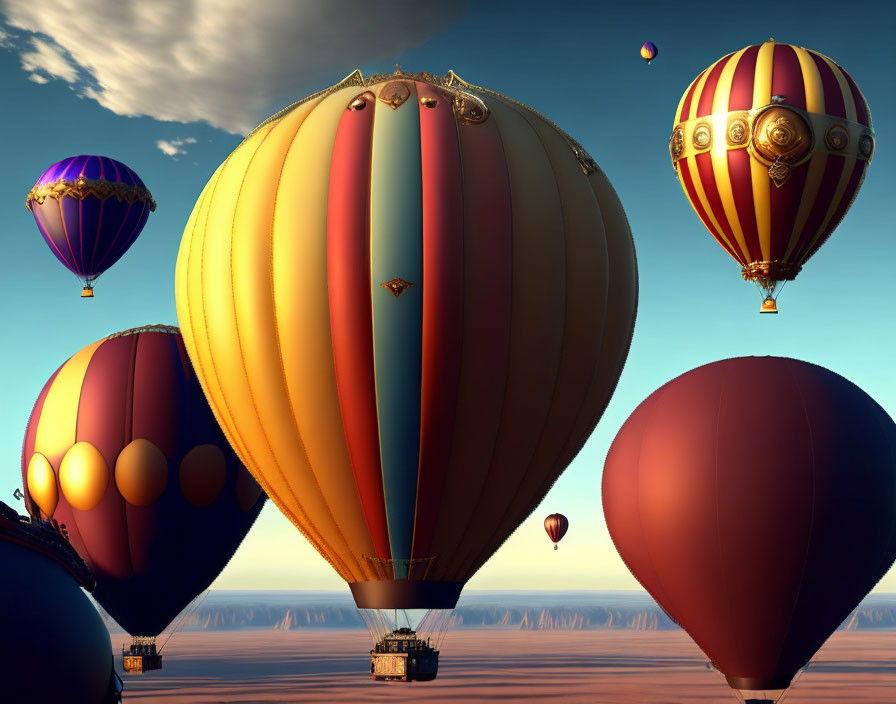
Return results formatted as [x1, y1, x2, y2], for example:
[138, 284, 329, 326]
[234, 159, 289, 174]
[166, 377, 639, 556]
[244, 66, 598, 176]
[726, 115, 749, 146]
[107, 324, 180, 339]
[453, 91, 489, 124]
[670, 106, 874, 166]
[380, 278, 413, 297]
[692, 121, 712, 150]
[670, 126, 684, 165]
[858, 131, 875, 159]
[767, 158, 792, 187]
[445, 69, 598, 174]
[824, 124, 849, 151]
[379, 81, 411, 109]
[0, 502, 95, 590]
[741, 260, 802, 282]
[26, 177, 156, 212]
[751, 106, 812, 165]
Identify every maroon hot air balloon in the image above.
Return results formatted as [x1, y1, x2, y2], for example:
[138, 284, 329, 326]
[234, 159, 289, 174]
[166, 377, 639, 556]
[602, 357, 896, 703]
[544, 513, 569, 550]
[25, 155, 156, 297]
[21, 325, 265, 673]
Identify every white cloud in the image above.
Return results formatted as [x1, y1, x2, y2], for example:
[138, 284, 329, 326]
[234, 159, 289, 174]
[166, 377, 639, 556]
[0, 0, 465, 133]
[156, 136, 198, 157]
[19, 37, 79, 82]
[28, 73, 48, 84]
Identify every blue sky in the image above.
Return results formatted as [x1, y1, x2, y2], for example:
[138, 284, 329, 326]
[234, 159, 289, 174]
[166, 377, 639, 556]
[0, 0, 894, 591]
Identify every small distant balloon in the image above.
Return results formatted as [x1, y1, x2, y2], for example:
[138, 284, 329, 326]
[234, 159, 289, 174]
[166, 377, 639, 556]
[544, 513, 569, 550]
[25, 155, 155, 298]
[640, 41, 658, 64]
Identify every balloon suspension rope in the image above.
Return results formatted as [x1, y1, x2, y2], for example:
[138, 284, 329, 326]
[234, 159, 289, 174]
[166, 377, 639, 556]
[158, 589, 210, 654]
[775, 665, 808, 704]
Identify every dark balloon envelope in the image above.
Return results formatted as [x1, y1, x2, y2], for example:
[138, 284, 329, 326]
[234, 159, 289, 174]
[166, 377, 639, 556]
[21, 325, 265, 640]
[25, 155, 156, 297]
[0, 503, 120, 703]
[603, 357, 896, 702]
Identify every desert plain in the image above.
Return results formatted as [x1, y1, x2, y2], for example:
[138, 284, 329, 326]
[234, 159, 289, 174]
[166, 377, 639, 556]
[117, 629, 896, 703]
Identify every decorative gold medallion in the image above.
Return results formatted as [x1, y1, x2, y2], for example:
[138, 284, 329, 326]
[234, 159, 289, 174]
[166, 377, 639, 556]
[726, 116, 748, 146]
[454, 91, 489, 124]
[824, 124, 849, 151]
[380, 81, 410, 109]
[670, 127, 684, 164]
[767, 158, 792, 187]
[858, 132, 875, 160]
[348, 91, 375, 111]
[693, 122, 712, 150]
[420, 96, 438, 109]
[381, 277, 413, 297]
[751, 106, 812, 165]
[569, 140, 597, 175]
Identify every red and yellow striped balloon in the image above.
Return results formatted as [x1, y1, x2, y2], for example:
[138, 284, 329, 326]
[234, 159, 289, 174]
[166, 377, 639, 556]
[175, 68, 637, 610]
[21, 325, 264, 637]
[670, 40, 874, 312]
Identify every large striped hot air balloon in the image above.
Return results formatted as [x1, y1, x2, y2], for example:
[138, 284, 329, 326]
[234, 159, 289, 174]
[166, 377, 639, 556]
[670, 40, 874, 313]
[25, 155, 156, 297]
[175, 68, 637, 677]
[21, 325, 265, 672]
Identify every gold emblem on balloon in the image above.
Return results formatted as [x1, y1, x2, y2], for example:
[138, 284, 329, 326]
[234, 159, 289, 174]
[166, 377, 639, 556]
[348, 91, 374, 112]
[751, 107, 812, 186]
[669, 127, 684, 165]
[692, 122, 712, 150]
[453, 91, 489, 125]
[379, 82, 411, 109]
[824, 125, 849, 151]
[726, 116, 749, 146]
[859, 133, 875, 160]
[380, 278, 414, 297]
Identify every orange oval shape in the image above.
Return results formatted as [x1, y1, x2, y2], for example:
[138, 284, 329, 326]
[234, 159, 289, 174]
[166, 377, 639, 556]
[235, 466, 263, 512]
[179, 444, 227, 507]
[27, 453, 58, 517]
[115, 439, 169, 506]
[59, 442, 109, 512]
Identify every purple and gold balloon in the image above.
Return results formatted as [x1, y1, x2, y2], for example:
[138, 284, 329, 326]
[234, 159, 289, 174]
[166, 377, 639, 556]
[25, 155, 156, 297]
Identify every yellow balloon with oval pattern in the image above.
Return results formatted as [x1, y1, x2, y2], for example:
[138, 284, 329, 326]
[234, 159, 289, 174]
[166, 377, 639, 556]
[115, 439, 169, 507]
[26, 452, 58, 517]
[59, 442, 109, 512]
[179, 444, 227, 507]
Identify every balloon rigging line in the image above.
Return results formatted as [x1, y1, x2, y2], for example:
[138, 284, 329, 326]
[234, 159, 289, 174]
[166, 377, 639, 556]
[158, 589, 210, 654]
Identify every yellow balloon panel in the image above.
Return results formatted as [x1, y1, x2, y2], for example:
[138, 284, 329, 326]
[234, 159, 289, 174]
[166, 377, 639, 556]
[27, 452, 58, 517]
[59, 442, 109, 512]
